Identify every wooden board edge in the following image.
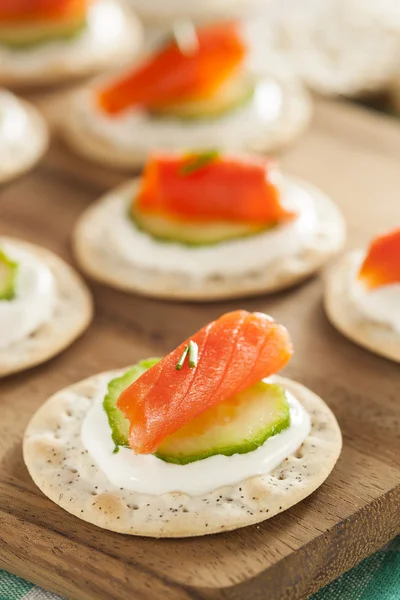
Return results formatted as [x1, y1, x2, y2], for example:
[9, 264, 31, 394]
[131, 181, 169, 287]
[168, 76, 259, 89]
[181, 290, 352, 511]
[0, 484, 398, 600]
[195, 484, 400, 600]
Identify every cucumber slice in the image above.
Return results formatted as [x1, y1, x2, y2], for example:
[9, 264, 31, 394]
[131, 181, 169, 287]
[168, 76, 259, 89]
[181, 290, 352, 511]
[131, 205, 270, 246]
[0, 18, 86, 49]
[103, 358, 161, 451]
[0, 250, 18, 301]
[149, 73, 255, 121]
[155, 382, 291, 465]
[104, 359, 291, 464]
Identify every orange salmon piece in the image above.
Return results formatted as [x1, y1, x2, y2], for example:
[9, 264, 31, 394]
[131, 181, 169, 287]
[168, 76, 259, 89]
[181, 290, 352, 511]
[97, 22, 246, 115]
[135, 153, 296, 225]
[117, 310, 293, 454]
[358, 227, 400, 290]
[0, 0, 89, 21]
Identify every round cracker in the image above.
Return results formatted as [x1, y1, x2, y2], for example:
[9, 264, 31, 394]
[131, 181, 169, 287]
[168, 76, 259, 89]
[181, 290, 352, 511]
[0, 1, 142, 88]
[0, 237, 93, 377]
[0, 99, 48, 184]
[23, 373, 342, 537]
[72, 177, 345, 301]
[324, 251, 400, 363]
[61, 71, 312, 169]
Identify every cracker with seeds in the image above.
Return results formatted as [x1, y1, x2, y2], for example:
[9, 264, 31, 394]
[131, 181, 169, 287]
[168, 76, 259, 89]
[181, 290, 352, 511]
[24, 373, 342, 537]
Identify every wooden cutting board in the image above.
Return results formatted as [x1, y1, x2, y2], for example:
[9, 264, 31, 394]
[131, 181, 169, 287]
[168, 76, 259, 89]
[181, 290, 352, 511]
[0, 100, 399, 600]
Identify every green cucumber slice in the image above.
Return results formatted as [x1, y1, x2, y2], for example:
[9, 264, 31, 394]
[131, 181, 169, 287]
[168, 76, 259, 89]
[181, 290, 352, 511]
[148, 73, 255, 121]
[0, 250, 18, 301]
[103, 358, 161, 451]
[0, 18, 86, 49]
[131, 205, 271, 246]
[155, 382, 291, 465]
[103, 357, 291, 465]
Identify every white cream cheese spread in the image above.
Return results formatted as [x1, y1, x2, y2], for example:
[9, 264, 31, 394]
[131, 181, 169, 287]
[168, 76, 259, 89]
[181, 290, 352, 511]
[349, 250, 400, 333]
[97, 177, 318, 279]
[0, 244, 56, 349]
[81, 376, 311, 496]
[76, 76, 284, 153]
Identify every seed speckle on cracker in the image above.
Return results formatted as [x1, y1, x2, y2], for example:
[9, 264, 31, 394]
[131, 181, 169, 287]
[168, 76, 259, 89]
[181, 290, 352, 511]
[24, 373, 341, 537]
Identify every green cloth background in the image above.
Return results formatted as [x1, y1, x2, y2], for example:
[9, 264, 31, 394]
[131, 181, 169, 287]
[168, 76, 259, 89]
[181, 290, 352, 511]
[1, 537, 399, 600]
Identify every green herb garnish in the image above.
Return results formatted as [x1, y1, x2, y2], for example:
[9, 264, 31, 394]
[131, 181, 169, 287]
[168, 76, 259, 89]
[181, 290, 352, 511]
[175, 345, 189, 370]
[175, 340, 198, 370]
[179, 150, 220, 176]
[188, 340, 198, 368]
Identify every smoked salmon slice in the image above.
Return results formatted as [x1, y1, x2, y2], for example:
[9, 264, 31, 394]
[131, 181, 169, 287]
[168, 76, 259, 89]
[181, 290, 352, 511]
[117, 310, 293, 454]
[97, 22, 246, 115]
[0, 0, 89, 21]
[136, 153, 296, 225]
[358, 227, 400, 290]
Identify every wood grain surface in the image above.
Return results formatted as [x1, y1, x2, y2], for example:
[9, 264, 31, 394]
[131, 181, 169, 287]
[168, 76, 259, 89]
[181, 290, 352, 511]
[0, 99, 399, 600]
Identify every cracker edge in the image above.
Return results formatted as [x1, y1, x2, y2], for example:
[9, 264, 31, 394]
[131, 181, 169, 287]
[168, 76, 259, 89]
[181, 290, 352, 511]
[324, 252, 400, 363]
[0, 237, 93, 377]
[23, 373, 342, 538]
[0, 99, 49, 184]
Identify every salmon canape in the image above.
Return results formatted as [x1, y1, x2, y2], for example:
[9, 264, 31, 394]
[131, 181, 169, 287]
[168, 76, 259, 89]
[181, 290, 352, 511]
[325, 227, 400, 362]
[73, 150, 345, 300]
[0, 89, 48, 183]
[0, 0, 92, 48]
[0, 236, 92, 377]
[0, 0, 142, 86]
[24, 310, 342, 537]
[62, 21, 311, 168]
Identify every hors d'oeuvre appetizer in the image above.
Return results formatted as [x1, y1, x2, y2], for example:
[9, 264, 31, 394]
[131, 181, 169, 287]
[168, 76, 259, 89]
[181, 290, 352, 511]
[325, 228, 400, 362]
[127, 0, 269, 24]
[24, 310, 342, 537]
[0, 0, 142, 87]
[62, 21, 311, 169]
[73, 151, 346, 300]
[0, 237, 93, 377]
[0, 89, 48, 183]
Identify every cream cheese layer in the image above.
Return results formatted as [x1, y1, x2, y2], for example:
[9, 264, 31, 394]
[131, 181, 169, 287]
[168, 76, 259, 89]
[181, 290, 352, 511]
[349, 250, 400, 333]
[81, 376, 311, 496]
[0, 243, 55, 349]
[97, 177, 318, 279]
[76, 76, 284, 153]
